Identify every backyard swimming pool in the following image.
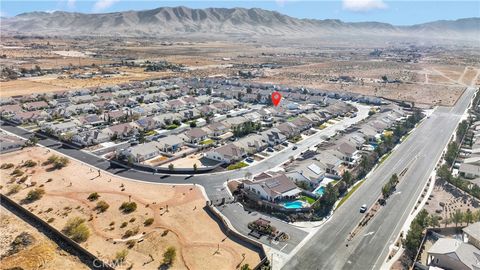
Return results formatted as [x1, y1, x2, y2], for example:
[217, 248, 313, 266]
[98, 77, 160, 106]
[314, 186, 325, 196]
[282, 200, 305, 209]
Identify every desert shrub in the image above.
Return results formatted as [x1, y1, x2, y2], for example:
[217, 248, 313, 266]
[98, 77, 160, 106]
[47, 217, 55, 223]
[63, 217, 90, 243]
[123, 226, 139, 238]
[24, 188, 45, 202]
[87, 192, 100, 201]
[129, 217, 136, 223]
[119, 202, 137, 214]
[121, 222, 128, 228]
[162, 247, 176, 266]
[114, 249, 128, 264]
[11, 169, 24, 177]
[8, 184, 22, 195]
[23, 160, 37, 167]
[94, 201, 110, 213]
[109, 221, 115, 226]
[18, 175, 28, 183]
[126, 239, 136, 249]
[0, 163, 14, 169]
[143, 218, 154, 226]
[44, 155, 69, 169]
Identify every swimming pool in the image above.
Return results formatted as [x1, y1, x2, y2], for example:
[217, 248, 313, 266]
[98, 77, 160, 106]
[282, 200, 305, 209]
[314, 186, 325, 196]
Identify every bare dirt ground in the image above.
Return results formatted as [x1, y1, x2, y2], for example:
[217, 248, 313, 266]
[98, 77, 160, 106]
[0, 147, 260, 270]
[0, 206, 89, 270]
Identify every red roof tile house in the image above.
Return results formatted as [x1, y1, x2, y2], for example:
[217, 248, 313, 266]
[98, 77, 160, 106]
[243, 174, 302, 202]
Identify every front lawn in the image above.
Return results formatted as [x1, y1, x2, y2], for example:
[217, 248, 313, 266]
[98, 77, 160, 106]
[227, 161, 249, 170]
[200, 139, 214, 145]
[166, 124, 179, 130]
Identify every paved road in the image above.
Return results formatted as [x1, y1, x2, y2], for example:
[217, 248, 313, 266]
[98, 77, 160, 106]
[282, 87, 476, 270]
[0, 103, 370, 254]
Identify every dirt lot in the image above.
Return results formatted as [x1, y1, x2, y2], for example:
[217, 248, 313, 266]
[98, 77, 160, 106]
[0, 147, 260, 270]
[0, 206, 89, 270]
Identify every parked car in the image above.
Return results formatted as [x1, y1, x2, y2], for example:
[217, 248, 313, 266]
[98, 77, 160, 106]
[245, 157, 254, 163]
[292, 146, 298, 150]
[359, 204, 368, 213]
[282, 142, 289, 147]
[267, 147, 274, 152]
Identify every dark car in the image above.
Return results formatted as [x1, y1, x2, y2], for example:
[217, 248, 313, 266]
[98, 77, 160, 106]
[292, 146, 298, 150]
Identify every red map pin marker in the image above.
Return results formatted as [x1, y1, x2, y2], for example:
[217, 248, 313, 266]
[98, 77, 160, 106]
[271, 91, 282, 107]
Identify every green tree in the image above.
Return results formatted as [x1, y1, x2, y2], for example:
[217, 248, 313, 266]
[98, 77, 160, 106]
[193, 163, 198, 172]
[342, 170, 353, 187]
[168, 163, 174, 171]
[451, 209, 464, 228]
[429, 214, 441, 228]
[465, 209, 474, 225]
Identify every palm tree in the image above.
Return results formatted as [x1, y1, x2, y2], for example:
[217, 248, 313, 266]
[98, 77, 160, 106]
[450, 209, 464, 228]
[465, 209, 474, 225]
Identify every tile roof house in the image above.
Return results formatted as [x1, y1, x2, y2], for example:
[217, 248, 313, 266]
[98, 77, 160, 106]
[23, 101, 49, 111]
[260, 128, 287, 146]
[204, 143, 246, 164]
[180, 128, 209, 144]
[276, 122, 300, 138]
[427, 238, 480, 270]
[156, 135, 184, 153]
[243, 174, 302, 202]
[234, 134, 268, 154]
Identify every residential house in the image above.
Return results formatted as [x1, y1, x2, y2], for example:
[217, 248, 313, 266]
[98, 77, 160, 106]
[459, 163, 480, 179]
[285, 160, 326, 186]
[427, 238, 480, 270]
[234, 134, 268, 154]
[291, 116, 314, 131]
[72, 129, 110, 147]
[79, 114, 105, 127]
[243, 174, 302, 202]
[180, 128, 208, 144]
[276, 122, 300, 138]
[23, 101, 49, 111]
[122, 141, 162, 162]
[260, 128, 287, 146]
[156, 135, 184, 153]
[204, 143, 246, 163]
[104, 123, 139, 140]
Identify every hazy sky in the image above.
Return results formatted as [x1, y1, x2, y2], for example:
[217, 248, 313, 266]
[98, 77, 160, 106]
[1, 0, 479, 25]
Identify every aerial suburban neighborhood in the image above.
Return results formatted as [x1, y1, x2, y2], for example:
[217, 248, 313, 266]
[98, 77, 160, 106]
[1, 1, 479, 270]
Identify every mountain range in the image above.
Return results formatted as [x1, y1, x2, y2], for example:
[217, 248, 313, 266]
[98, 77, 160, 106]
[2, 6, 479, 41]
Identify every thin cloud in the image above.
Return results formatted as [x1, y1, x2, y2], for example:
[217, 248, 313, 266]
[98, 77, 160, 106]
[342, 0, 387, 12]
[67, 0, 76, 9]
[93, 0, 119, 13]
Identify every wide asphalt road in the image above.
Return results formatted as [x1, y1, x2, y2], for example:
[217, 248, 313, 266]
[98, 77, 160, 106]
[282, 87, 476, 270]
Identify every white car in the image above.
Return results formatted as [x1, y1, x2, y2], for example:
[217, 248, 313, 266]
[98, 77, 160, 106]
[360, 204, 368, 213]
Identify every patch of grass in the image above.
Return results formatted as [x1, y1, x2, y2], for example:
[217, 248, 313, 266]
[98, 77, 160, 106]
[337, 180, 365, 209]
[227, 161, 249, 170]
[318, 124, 327, 130]
[200, 139, 214, 145]
[299, 195, 316, 204]
[166, 124, 179, 130]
